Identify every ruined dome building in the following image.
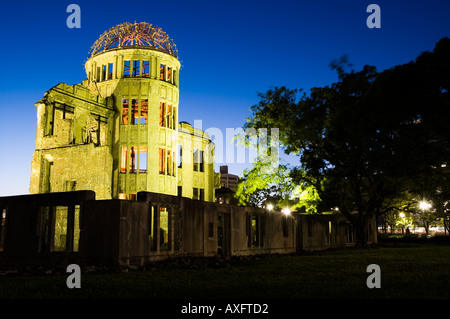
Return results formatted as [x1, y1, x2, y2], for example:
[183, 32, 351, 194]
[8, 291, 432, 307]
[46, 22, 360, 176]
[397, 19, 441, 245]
[30, 22, 219, 201]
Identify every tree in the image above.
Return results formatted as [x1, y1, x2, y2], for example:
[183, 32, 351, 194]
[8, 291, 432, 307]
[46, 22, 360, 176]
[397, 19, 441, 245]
[379, 190, 416, 233]
[240, 37, 450, 247]
[234, 160, 298, 210]
[242, 65, 386, 247]
[235, 159, 322, 213]
[396, 213, 414, 236]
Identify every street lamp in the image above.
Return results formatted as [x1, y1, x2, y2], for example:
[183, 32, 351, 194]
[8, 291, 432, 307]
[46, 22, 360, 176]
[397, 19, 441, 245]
[281, 207, 291, 216]
[266, 204, 274, 211]
[419, 201, 432, 211]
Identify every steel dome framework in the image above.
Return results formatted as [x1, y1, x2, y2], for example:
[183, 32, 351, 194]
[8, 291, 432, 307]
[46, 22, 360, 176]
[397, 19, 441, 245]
[88, 22, 178, 58]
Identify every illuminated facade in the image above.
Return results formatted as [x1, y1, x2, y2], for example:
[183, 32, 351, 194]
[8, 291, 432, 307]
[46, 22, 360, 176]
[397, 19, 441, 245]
[30, 22, 220, 201]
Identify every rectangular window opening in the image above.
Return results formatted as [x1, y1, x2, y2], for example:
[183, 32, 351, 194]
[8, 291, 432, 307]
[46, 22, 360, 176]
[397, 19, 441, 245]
[122, 99, 129, 125]
[200, 188, 205, 201]
[73, 205, 80, 252]
[160, 207, 169, 250]
[131, 99, 139, 125]
[54, 206, 68, 252]
[120, 146, 127, 173]
[167, 150, 173, 176]
[132, 60, 140, 77]
[193, 188, 199, 200]
[42, 161, 53, 193]
[167, 67, 172, 82]
[39, 207, 50, 252]
[160, 64, 165, 80]
[159, 102, 165, 127]
[193, 149, 203, 172]
[139, 146, 147, 173]
[172, 106, 177, 129]
[246, 214, 252, 247]
[124, 60, 130, 77]
[91, 113, 107, 146]
[142, 60, 150, 77]
[166, 104, 173, 129]
[45, 103, 55, 136]
[159, 148, 165, 174]
[64, 180, 77, 192]
[177, 145, 182, 168]
[193, 149, 198, 171]
[251, 215, 259, 247]
[108, 63, 113, 79]
[58, 103, 75, 120]
[149, 206, 156, 251]
[130, 146, 137, 173]
[102, 65, 107, 81]
[140, 99, 148, 125]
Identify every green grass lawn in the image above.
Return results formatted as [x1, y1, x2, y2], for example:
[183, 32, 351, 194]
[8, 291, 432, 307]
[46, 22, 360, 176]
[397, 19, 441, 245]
[1, 243, 450, 300]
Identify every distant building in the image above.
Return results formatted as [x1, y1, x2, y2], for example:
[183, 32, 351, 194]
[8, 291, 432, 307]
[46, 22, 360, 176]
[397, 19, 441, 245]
[215, 165, 240, 205]
[215, 187, 239, 205]
[219, 165, 239, 190]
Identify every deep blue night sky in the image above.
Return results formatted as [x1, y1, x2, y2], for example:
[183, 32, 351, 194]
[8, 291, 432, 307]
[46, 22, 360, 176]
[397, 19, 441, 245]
[0, 0, 449, 195]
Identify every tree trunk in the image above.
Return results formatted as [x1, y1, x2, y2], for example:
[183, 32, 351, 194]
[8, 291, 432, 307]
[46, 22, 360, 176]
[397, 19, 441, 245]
[355, 212, 368, 248]
[424, 220, 429, 236]
[340, 208, 368, 248]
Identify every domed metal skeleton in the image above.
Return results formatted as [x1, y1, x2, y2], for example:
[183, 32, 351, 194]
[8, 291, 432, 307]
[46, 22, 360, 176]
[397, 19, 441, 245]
[88, 22, 178, 58]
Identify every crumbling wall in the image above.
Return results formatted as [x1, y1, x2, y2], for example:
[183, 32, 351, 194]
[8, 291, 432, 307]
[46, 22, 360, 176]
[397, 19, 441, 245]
[0, 191, 95, 266]
[30, 144, 113, 199]
[0, 191, 377, 268]
[30, 83, 115, 199]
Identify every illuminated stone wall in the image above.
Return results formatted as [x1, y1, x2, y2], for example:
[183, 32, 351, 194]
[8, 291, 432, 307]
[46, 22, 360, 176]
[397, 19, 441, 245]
[178, 122, 219, 202]
[84, 47, 181, 199]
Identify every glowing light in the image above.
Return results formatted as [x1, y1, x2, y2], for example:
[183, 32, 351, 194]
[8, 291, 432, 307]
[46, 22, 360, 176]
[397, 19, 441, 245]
[281, 207, 291, 216]
[419, 201, 432, 211]
[266, 204, 274, 211]
[399, 212, 405, 218]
